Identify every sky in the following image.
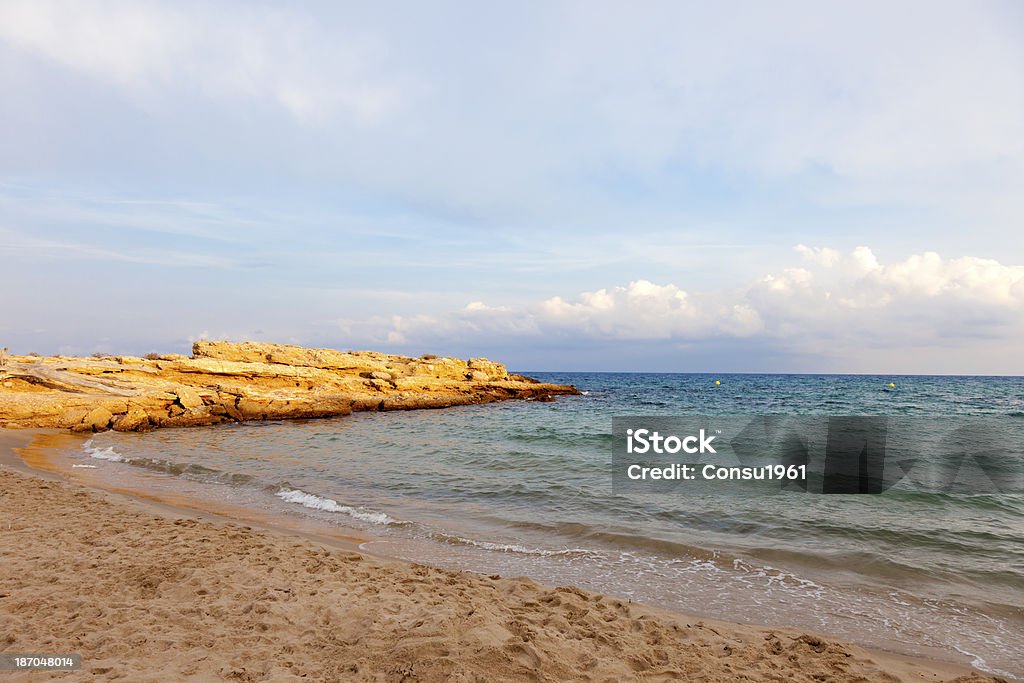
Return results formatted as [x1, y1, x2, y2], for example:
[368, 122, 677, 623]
[1, 1, 1022, 373]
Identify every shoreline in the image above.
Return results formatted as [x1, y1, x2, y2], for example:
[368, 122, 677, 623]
[1, 429, 1004, 682]
[0, 429, 377, 558]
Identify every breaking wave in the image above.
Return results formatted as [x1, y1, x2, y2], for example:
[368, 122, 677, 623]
[275, 488, 406, 527]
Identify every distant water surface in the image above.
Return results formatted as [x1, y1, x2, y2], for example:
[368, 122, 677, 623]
[70, 373, 1024, 678]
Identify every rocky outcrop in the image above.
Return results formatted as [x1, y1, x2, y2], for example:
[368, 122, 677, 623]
[468, 358, 508, 381]
[0, 342, 578, 432]
[113, 406, 151, 432]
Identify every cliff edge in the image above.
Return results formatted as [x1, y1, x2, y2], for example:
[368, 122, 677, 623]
[0, 341, 579, 432]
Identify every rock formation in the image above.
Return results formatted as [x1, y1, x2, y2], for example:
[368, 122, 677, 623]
[0, 342, 579, 432]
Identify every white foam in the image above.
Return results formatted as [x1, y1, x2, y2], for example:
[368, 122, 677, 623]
[82, 439, 127, 463]
[433, 532, 593, 557]
[459, 538, 547, 554]
[731, 558, 824, 595]
[952, 646, 1019, 680]
[275, 488, 401, 526]
[72, 464, 97, 469]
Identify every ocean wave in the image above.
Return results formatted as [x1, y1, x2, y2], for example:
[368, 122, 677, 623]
[83, 439, 127, 462]
[731, 558, 824, 593]
[428, 531, 595, 557]
[82, 440, 257, 486]
[275, 488, 405, 526]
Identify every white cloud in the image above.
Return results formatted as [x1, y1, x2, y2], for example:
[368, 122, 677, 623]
[795, 244, 840, 267]
[851, 246, 881, 273]
[536, 280, 763, 340]
[367, 247, 1024, 363]
[464, 301, 510, 313]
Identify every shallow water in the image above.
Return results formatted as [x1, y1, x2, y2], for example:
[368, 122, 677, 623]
[65, 373, 1024, 678]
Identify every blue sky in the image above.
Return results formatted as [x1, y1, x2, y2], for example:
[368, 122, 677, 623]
[1, 1, 1023, 373]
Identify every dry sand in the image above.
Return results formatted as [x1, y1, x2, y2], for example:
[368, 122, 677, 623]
[0, 430, 1004, 682]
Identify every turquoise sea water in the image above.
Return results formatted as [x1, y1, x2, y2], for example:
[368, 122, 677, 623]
[71, 373, 1024, 677]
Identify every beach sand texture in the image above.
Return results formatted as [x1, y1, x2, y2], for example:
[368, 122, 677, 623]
[0, 433, 1002, 682]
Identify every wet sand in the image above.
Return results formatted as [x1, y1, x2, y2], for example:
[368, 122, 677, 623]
[0, 429, 1004, 682]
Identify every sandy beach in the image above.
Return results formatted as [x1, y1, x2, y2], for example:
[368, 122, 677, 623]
[0, 429, 1003, 682]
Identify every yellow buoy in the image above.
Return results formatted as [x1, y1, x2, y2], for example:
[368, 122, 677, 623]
[888, 382, 895, 388]
[715, 380, 721, 386]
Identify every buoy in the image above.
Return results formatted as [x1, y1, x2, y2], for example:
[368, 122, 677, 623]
[888, 382, 895, 388]
[715, 380, 721, 386]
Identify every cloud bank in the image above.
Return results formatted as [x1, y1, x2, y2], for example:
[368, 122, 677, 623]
[363, 246, 1024, 371]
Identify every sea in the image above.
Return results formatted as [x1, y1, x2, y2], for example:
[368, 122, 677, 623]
[57, 373, 1024, 678]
